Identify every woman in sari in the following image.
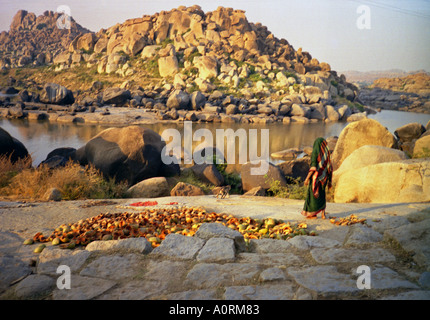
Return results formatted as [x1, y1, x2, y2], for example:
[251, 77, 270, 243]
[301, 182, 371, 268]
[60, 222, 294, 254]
[301, 137, 333, 219]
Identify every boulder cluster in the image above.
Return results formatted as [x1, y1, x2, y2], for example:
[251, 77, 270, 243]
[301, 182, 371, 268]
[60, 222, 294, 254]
[0, 10, 90, 68]
[0, 6, 365, 124]
[1, 118, 429, 203]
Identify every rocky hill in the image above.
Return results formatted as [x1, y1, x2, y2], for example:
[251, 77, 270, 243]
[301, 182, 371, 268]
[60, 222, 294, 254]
[371, 72, 430, 96]
[1, 5, 368, 124]
[357, 73, 430, 114]
[0, 10, 90, 68]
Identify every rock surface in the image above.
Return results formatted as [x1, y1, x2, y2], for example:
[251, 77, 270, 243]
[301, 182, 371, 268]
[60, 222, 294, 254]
[331, 119, 398, 170]
[0, 127, 30, 163]
[1, 196, 429, 300]
[334, 159, 430, 203]
[333, 145, 408, 181]
[76, 126, 179, 186]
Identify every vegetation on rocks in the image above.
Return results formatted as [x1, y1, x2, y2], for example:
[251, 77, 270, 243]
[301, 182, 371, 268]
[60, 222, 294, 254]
[266, 177, 307, 200]
[0, 161, 128, 201]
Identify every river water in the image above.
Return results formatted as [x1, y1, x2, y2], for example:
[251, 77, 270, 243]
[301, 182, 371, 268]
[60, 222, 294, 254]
[0, 110, 429, 167]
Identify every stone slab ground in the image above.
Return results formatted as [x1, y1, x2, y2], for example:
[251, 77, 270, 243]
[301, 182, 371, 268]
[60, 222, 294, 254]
[0, 195, 429, 300]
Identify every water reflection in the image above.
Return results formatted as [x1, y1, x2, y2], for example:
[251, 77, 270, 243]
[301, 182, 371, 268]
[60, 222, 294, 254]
[1, 110, 429, 169]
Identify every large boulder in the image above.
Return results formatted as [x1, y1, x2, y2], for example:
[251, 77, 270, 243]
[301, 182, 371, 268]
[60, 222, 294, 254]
[102, 88, 131, 106]
[394, 123, 426, 143]
[241, 160, 287, 192]
[334, 159, 430, 203]
[70, 33, 96, 52]
[166, 90, 190, 110]
[0, 127, 30, 163]
[413, 135, 430, 158]
[194, 55, 218, 80]
[126, 177, 170, 198]
[190, 91, 206, 110]
[40, 83, 74, 105]
[277, 157, 311, 182]
[331, 119, 398, 170]
[170, 182, 205, 196]
[158, 55, 179, 77]
[334, 145, 408, 182]
[190, 164, 224, 186]
[77, 126, 179, 186]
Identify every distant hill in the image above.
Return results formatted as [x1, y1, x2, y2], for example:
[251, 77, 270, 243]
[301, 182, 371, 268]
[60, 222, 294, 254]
[341, 70, 429, 86]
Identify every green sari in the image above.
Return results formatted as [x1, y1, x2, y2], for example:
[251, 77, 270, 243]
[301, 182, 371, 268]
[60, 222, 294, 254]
[302, 138, 333, 217]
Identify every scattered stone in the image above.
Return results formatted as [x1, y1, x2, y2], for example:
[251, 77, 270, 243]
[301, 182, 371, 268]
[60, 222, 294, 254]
[85, 237, 152, 254]
[170, 182, 205, 196]
[259, 267, 286, 282]
[102, 87, 131, 106]
[241, 186, 266, 197]
[288, 235, 341, 251]
[37, 247, 92, 275]
[166, 89, 190, 110]
[270, 148, 302, 161]
[43, 188, 62, 201]
[190, 163, 224, 186]
[195, 222, 246, 251]
[151, 233, 205, 260]
[126, 177, 170, 198]
[196, 237, 236, 262]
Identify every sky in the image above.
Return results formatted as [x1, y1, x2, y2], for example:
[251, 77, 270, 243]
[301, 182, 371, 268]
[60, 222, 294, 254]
[0, 0, 429, 72]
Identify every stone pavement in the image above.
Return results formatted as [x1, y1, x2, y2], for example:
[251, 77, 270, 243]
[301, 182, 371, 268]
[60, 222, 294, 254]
[0, 196, 429, 300]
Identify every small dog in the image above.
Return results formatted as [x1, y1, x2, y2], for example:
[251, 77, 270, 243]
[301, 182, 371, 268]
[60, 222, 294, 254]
[215, 185, 231, 199]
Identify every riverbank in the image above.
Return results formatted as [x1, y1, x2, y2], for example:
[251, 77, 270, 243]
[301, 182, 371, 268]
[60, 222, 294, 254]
[0, 195, 429, 300]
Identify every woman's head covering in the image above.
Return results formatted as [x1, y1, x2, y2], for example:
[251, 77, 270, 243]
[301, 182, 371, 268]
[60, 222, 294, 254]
[310, 137, 333, 197]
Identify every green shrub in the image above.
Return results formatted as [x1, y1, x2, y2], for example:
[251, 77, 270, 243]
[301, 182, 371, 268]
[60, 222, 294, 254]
[265, 176, 307, 200]
[177, 170, 213, 194]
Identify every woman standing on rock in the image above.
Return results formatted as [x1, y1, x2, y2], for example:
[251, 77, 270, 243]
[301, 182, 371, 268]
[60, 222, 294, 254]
[301, 137, 333, 219]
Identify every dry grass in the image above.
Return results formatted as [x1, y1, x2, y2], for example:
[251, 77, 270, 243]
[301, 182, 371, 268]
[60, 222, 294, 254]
[0, 160, 128, 201]
[0, 154, 32, 188]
